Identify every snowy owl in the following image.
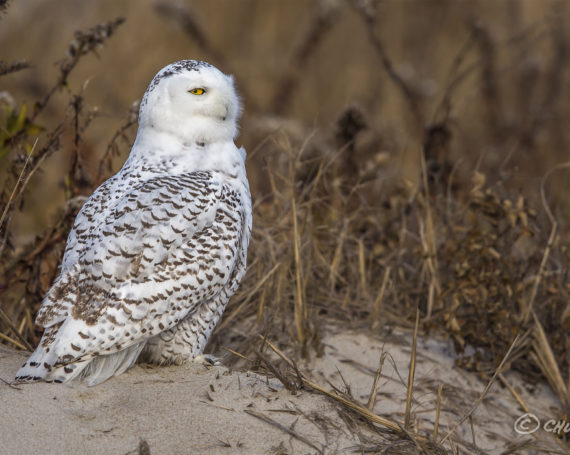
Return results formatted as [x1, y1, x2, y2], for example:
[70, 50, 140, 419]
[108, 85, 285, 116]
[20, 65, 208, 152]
[16, 60, 252, 386]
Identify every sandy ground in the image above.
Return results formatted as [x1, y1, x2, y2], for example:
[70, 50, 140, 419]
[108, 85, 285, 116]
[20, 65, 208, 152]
[0, 329, 566, 455]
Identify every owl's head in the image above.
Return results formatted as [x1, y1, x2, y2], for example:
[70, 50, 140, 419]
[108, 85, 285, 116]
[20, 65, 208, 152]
[138, 60, 242, 145]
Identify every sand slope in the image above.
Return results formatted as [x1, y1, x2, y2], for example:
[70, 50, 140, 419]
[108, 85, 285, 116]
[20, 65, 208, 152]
[0, 330, 565, 455]
[1, 348, 345, 454]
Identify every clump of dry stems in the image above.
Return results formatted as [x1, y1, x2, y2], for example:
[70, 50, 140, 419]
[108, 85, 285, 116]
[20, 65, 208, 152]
[0, 16, 128, 349]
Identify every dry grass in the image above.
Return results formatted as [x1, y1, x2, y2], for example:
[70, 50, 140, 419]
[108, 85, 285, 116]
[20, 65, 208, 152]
[1, 1, 570, 453]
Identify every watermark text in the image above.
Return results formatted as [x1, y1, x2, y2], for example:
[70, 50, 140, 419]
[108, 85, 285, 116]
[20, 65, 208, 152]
[514, 413, 570, 435]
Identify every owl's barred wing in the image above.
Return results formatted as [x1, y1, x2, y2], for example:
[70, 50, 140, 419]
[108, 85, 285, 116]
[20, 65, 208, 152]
[87, 170, 223, 283]
[36, 171, 241, 336]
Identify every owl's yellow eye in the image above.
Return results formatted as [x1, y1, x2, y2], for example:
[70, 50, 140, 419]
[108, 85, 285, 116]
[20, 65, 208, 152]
[189, 88, 206, 95]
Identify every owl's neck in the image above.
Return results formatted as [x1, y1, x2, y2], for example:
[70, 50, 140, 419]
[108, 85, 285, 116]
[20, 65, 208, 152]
[123, 127, 246, 179]
[137, 109, 238, 147]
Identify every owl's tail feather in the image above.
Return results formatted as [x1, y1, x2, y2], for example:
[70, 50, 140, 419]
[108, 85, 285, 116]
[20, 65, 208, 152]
[78, 341, 146, 386]
[15, 341, 146, 386]
[15, 344, 90, 384]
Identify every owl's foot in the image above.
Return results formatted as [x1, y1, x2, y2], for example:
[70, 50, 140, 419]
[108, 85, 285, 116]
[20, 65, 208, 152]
[193, 354, 221, 366]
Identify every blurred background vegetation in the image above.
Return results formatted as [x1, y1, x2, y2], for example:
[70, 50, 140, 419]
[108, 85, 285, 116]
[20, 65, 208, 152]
[1, 0, 569, 421]
[2, 0, 569, 236]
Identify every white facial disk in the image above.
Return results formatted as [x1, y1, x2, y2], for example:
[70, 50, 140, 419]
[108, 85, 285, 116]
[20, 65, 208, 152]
[138, 60, 242, 145]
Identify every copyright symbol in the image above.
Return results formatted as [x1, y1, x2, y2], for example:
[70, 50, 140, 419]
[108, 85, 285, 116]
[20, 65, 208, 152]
[514, 413, 540, 434]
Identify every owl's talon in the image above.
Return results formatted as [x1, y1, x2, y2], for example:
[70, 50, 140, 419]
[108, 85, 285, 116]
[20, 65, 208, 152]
[193, 354, 221, 366]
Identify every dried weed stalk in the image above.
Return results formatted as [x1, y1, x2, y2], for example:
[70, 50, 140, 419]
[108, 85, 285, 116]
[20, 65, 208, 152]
[0, 17, 127, 351]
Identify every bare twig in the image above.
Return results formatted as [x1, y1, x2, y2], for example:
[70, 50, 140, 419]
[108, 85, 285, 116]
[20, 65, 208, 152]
[254, 349, 298, 393]
[0, 331, 28, 350]
[95, 101, 139, 185]
[404, 308, 420, 429]
[370, 266, 391, 327]
[0, 307, 32, 351]
[271, 0, 341, 114]
[522, 162, 570, 324]
[434, 384, 443, 441]
[0, 138, 39, 258]
[32, 17, 126, 124]
[440, 333, 521, 443]
[154, 2, 226, 68]
[532, 313, 569, 409]
[0, 60, 30, 76]
[292, 198, 306, 345]
[366, 351, 386, 411]
[0, 376, 22, 390]
[244, 409, 323, 454]
[349, 0, 422, 128]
